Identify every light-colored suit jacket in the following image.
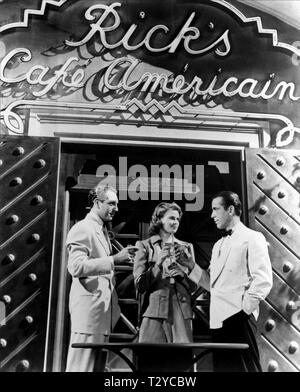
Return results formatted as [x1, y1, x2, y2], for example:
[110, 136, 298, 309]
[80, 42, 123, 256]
[134, 235, 197, 320]
[66, 211, 120, 334]
[190, 222, 273, 328]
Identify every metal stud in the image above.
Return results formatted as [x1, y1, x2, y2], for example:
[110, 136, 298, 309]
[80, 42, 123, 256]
[208, 22, 214, 30]
[258, 206, 268, 215]
[3, 253, 15, 264]
[6, 214, 19, 225]
[283, 262, 293, 273]
[0, 159, 3, 166]
[33, 159, 46, 169]
[276, 157, 285, 166]
[10, 177, 22, 186]
[265, 319, 276, 332]
[25, 315, 34, 324]
[31, 195, 44, 206]
[28, 273, 37, 282]
[0, 338, 7, 348]
[288, 341, 299, 354]
[2, 295, 11, 304]
[257, 171, 265, 180]
[277, 191, 286, 199]
[19, 360, 30, 370]
[12, 146, 25, 156]
[28, 233, 40, 244]
[286, 300, 296, 311]
[267, 360, 278, 372]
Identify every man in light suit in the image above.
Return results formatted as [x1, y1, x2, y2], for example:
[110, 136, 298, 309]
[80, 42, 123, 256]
[177, 191, 273, 372]
[65, 184, 137, 372]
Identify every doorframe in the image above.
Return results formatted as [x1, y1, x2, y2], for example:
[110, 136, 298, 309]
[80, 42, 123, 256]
[49, 134, 254, 371]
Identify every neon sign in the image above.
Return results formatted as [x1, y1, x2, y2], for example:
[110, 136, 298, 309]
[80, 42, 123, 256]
[1, 2, 299, 102]
[103, 57, 299, 101]
[1, 1, 300, 145]
[0, 49, 84, 97]
[65, 3, 231, 56]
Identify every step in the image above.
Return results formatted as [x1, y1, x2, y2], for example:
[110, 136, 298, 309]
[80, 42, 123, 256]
[109, 333, 137, 342]
[115, 265, 133, 271]
[118, 298, 138, 305]
[194, 299, 209, 306]
[115, 234, 139, 239]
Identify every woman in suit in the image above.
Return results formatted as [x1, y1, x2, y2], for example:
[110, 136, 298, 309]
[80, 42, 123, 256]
[133, 202, 197, 343]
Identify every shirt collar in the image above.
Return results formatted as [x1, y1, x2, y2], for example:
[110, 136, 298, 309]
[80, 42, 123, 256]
[228, 221, 243, 235]
[87, 210, 105, 228]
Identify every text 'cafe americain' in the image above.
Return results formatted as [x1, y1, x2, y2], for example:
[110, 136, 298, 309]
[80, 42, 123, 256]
[1, 2, 299, 103]
[1, 0, 300, 374]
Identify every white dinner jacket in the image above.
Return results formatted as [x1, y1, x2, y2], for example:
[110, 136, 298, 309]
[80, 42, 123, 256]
[66, 211, 120, 334]
[190, 222, 273, 328]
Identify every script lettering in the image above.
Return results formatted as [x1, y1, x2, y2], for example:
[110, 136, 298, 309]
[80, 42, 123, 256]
[65, 2, 231, 57]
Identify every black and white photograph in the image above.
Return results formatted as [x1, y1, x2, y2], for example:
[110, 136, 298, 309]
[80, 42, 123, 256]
[0, 0, 300, 376]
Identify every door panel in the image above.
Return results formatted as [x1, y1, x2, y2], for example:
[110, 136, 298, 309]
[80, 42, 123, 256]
[258, 336, 298, 372]
[0, 135, 59, 372]
[250, 186, 300, 256]
[250, 154, 300, 224]
[267, 273, 300, 330]
[257, 225, 300, 293]
[0, 181, 52, 244]
[258, 301, 300, 371]
[246, 148, 300, 372]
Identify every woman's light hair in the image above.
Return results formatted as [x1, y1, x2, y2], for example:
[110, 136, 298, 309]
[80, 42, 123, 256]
[149, 202, 182, 236]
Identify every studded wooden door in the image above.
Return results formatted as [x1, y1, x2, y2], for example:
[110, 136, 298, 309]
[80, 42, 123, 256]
[0, 135, 59, 372]
[245, 148, 300, 372]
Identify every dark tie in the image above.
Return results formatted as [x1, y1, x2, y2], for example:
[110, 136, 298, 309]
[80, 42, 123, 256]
[221, 229, 233, 237]
[103, 226, 112, 254]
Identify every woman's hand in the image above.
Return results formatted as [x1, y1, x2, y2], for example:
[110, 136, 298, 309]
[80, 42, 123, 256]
[167, 262, 185, 279]
[156, 246, 170, 268]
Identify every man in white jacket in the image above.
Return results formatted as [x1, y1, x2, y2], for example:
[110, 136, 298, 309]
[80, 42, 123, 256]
[177, 191, 273, 372]
[65, 184, 137, 372]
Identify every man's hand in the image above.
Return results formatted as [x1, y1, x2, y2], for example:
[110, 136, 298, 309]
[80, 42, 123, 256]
[113, 245, 139, 265]
[175, 244, 195, 272]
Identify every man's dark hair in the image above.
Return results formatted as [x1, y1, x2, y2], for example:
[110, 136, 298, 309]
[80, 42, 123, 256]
[212, 191, 242, 217]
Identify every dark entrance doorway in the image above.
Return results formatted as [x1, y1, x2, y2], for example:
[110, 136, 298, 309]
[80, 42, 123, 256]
[61, 142, 244, 371]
